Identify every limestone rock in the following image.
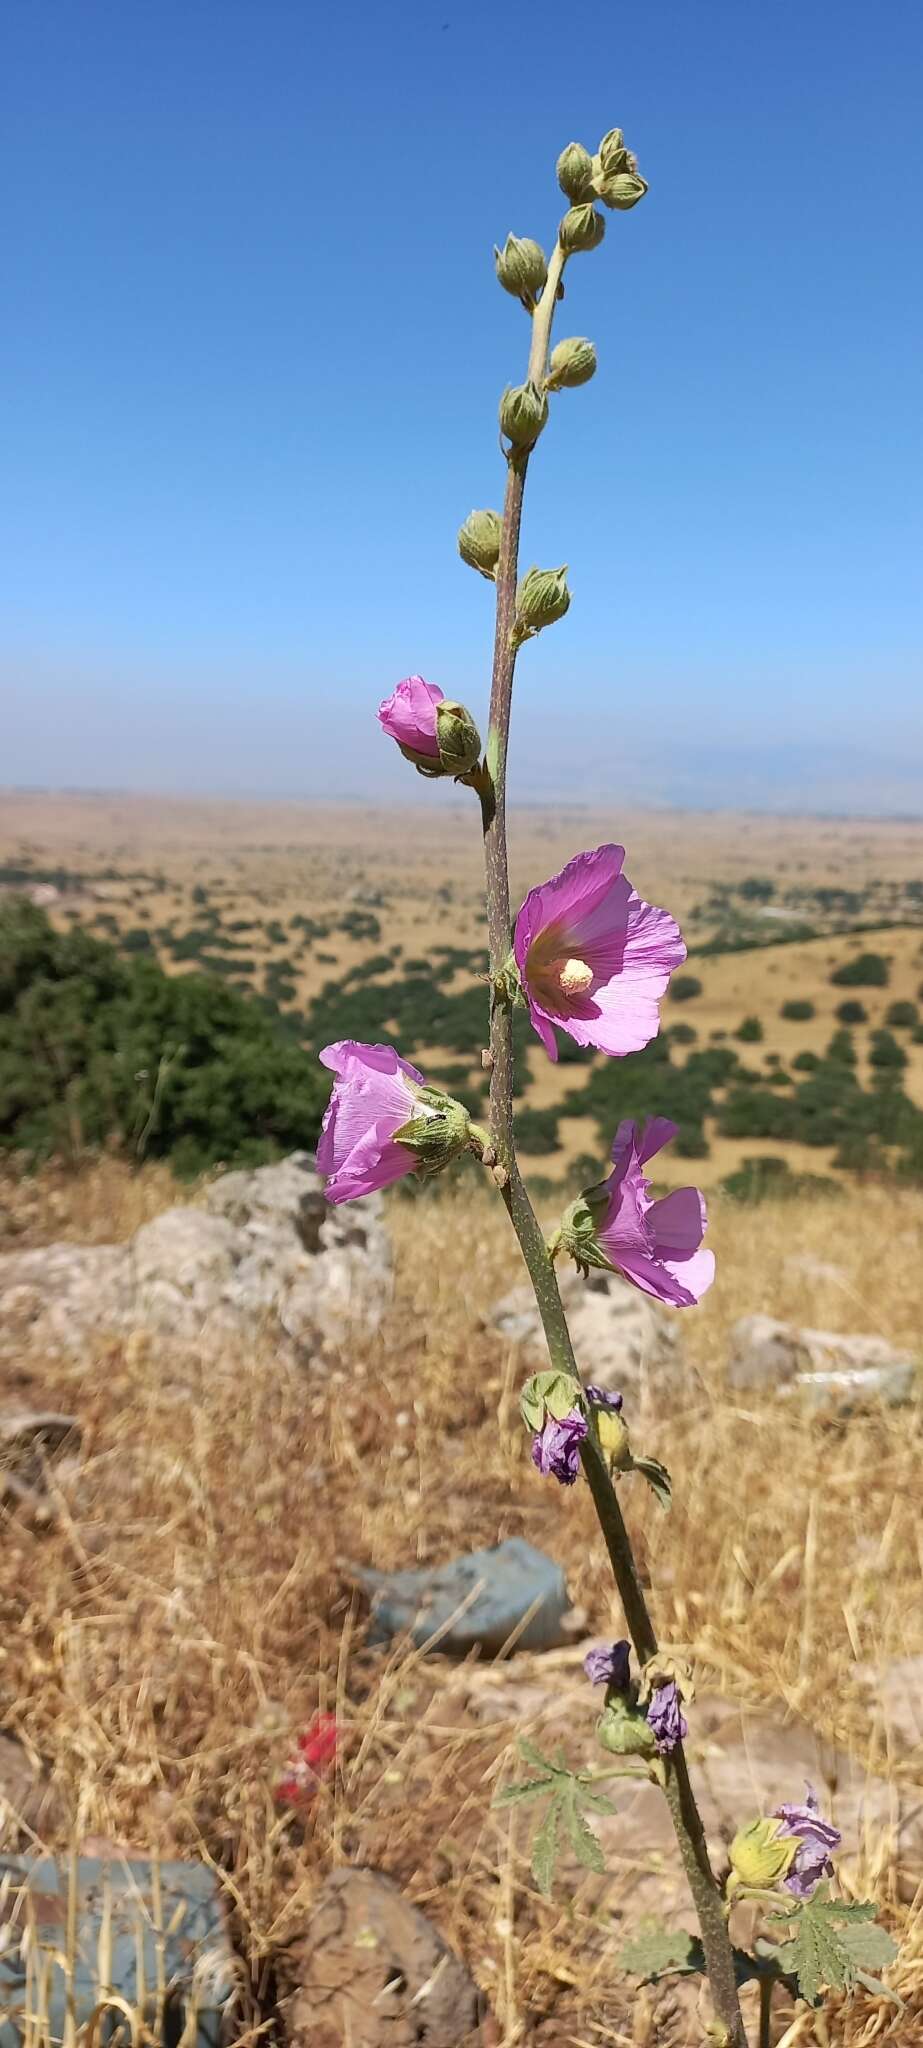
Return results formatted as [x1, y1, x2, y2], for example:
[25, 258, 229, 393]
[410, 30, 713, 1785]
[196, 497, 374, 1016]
[279, 1866, 488, 2048]
[728, 1315, 916, 1410]
[487, 1268, 684, 1411]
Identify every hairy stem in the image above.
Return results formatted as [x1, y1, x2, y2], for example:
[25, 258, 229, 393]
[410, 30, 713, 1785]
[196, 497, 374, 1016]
[479, 241, 749, 2048]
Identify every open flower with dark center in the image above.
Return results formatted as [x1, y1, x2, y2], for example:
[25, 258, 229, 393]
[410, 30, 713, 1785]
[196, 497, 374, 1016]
[513, 844, 685, 1061]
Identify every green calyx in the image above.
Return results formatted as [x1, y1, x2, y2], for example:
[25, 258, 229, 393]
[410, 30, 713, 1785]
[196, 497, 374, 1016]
[546, 338, 597, 391]
[593, 168, 648, 211]
[393, 1088, 472, 1180]
[494, 233, 548, 304]
[596, 1697, 657, 1759]
[556, 1189, 614, 1276]
[513, 565, 571, 644]
[520, 1368, 583, 1431]
[558, 204, 606, 255]
[728, 1818, 797, 1891]
[435, 700, 482, 776]
[499, 381, 549, 449]
[457, 508, 503, 579]
[556, 141, 595, 203]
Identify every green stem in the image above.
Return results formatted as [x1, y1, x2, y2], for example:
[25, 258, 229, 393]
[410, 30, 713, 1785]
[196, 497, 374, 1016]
[478, 236, 749, 2048]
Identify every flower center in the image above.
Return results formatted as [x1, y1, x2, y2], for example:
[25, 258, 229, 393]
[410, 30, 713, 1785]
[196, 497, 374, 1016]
[557, 956, 593, 995]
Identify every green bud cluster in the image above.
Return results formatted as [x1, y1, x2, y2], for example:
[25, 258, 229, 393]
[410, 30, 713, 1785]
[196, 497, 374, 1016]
[556, 141, 595, 203]
[558, 203, 606, 255]
[546, 337, 597, 391]
[494, 233, 548, 303]
[499, 380, 549, 449]
[590, 124, 648, 211]
[513, 564, 571, 642]
[457, 508, 503, 579]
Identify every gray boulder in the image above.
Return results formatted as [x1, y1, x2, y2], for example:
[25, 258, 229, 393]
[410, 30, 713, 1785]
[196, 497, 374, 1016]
[487, 1267, 685, 1412]
[728, 1315, 916, 1411]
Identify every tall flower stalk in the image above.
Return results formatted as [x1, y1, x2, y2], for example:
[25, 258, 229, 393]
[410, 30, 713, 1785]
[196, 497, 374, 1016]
[321, 126, 895, 2048]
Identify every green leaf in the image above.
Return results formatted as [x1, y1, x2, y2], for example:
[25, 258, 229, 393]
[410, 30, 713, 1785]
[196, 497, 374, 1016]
[531, 1797, 560, 1896]
[632, 1455, 672, 1512]
[574, 1780, 618, 1815]
[493, 1777, 554, 1808]
[516, 1736, 559, 1776]
[838, 1920, 898, 1974]
[620, 1924, 704, 1981]
[562, 1779, 606, 1873]
[765, 1894, 893, 2006]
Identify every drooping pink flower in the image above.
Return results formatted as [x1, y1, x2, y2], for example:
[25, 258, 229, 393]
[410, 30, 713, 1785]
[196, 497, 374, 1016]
[377, 675, 443, 759]
[594, 1116, 715, 1306]
[317, 1041, 427, 1204]
[513, 844, 685, 1061]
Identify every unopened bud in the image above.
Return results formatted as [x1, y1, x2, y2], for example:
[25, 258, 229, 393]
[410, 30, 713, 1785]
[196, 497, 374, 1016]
[597, 1408, 632, 1469]
[499, 381, 549, 449]
[593, 169, 648, 212]
[514, 565, 571, 640]
[559, 204, 606, 255]
[457, 508, 503, 579]
[494, 234, 548, 302]
[435, 699, 481, 777]
[547, 338, 597, 391]
[597, 127, 626, 171]
[728, 1818, 797, 1890]
[556, 141, 595, 203]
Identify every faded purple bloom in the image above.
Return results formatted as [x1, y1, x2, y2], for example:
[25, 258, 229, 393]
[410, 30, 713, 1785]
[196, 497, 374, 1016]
[584, 1639, 631, 1691]
[594, 1117, 715, 1307]
[585, 1387, 624, 1412]
[513, 844, 686, 1062]
[317, 1040, 426, 1204]
[774, 1786, 841, 1898]
[530, 1409, 587, 1485]
[377, 675, 443, 759]
[646, 1681, 687, 1755]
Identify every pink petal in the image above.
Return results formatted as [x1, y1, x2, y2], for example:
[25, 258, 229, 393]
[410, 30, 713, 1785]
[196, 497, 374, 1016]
[648, 1184, 708, 1259]
[635, 1116, 680, 1166]
[614, 1248, 710, 1308]
[514, 844, 626, 978]
[323, 1116, 418, 1205]
[377, 675, 443, 757]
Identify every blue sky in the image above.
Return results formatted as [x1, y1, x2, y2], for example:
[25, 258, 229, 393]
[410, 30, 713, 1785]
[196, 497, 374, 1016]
[3, 0, 922, 812]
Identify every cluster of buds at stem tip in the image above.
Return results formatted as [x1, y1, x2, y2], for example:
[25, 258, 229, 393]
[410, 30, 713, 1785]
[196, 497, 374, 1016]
[546, 337, 597, 392]
[499, 380, 548, 450]
[512, 565, 571, 646]
[591, 125, 648, 211]
[457, 507, 503, 579]
[494, 233, 548, 307]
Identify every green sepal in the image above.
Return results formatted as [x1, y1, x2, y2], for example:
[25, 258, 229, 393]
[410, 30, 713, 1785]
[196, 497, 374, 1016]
[520, 1368, 582, 1431]
[632, 1455, 673, 1512]
[596, 1698, 657, 1758]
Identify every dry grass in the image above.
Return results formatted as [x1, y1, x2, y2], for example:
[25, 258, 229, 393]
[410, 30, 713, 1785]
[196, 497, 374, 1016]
[1, 1160, 921, 2043]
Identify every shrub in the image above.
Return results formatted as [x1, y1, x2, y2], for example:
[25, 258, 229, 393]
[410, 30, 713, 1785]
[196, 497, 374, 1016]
[670, 975, 703, 1002]
[825, 1029, 857, 1066]
[735, 1015, 764, 1043]
[835, 1000, 867, 1025]
[830, 952, 889, 987]
[780, 999, 814, 1021]
[668, 1021, 697, 1045]
[885, 1000, 919, 1030]
[513, 1106, 561, 1154]
[869, 1028, 907, 1070]
[792, 1050, 820, 1072]
[738, 877, 776, 902]
[720, 1156, 839, 1203]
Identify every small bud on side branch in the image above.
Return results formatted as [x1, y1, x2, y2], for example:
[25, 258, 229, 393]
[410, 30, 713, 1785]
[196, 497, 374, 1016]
[499, 380, 549, 450]
[457, 507, 503, 578]
[512, 564, 571, 644]
[546, 338, 597, 391]
[558, 203, 606, 254]
[494, 233, 548, 305]
[556, 140, 596, 202]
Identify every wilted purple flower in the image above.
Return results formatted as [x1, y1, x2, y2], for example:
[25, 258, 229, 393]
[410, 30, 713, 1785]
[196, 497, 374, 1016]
[513, 843, 685, 1062]
[594, 1117, 715, 1307]
[646, 1681, 687, 1755]
[773, 1786, 841, 1898]
[585, 1387, 624, 1411]
[584, 1639, 631, 1691]
[530, 1409, 587, 1485]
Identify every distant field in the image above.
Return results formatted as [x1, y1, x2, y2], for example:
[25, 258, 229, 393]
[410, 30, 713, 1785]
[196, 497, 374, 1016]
[2, 789, 922, 1191]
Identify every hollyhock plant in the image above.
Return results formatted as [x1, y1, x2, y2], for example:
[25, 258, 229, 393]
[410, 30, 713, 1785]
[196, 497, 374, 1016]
[530, 1408, 587, 1484]
[774, 1787, 841, 1898]
[377, 675, 443, 760]
[317, 1041, 469, 1204]
[559, 1115, 714, 1307]
[513, 843, 685, 1061]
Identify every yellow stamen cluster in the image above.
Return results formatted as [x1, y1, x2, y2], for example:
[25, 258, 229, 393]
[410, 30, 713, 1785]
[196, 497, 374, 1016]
[558, 956, 593, 995]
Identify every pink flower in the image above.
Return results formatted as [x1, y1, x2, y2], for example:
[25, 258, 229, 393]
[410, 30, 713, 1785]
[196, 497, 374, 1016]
[378, 675, 443, 759]
[594, 1117, 715, 1306]
[317, 1040, 427, 1204]
[513, 844, 685, 1061]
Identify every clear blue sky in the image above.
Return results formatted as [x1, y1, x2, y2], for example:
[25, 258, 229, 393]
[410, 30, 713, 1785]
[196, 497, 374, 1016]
[3, 0, 922, 812]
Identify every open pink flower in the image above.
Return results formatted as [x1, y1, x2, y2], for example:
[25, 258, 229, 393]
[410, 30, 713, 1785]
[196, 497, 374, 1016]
[513, 844, 685, 1061]
[378, 675, 443, 759]
[317, 1041, 427, 1204]
[594, 1116, 715, 1306]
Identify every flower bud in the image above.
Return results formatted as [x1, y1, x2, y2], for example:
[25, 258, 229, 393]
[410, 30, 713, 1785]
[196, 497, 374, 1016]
[728, 1818, 797, 1891]
[514, 565, 571, 640]
[597, 127, 626, 171]
[457, 508, 503, 579]
[435, 699, 482, 777]
[393, 1088, 473, 1181]
[546, 338, 597, 391]
[499, 381, 549, 449]
[593, 170, 648, 212]
[559, 204, 606, 255]
[494, 234, 548, 302]
[596, 1699, 657, 1758]
[596, 1407, 632, 1469]
[556, 141, 595, 203]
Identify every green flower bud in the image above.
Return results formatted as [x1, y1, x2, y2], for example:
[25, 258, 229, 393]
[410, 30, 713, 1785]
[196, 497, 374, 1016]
[596, 1699, 657, 1758]
[556, 141, 595, 203]
[593, 170, 648, 212]
[435, 699, 482, 777]
[597, 127, 626, 171]
[494, 234, 548, 302]
[499, 381, 549, 449]
[559, 204, 606, 255]
[728, 1818, 797, 1891]
[393, 1088, 472, 1180]
[457, 508, 503, 579]
[597, 1407, 632, 1470]
[546, 338, 597, 391]
[514, 565, 571, 641]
